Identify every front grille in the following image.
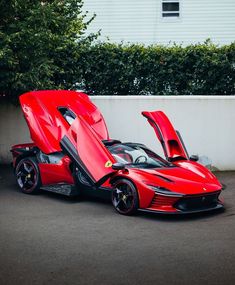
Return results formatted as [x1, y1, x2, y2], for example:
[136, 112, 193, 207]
[174, 192, 220, 212]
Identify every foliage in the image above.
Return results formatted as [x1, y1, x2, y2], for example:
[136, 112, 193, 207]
[1, 1, 234, 103]
[0, 0, 95, 103]
[77, 41, 235, 95]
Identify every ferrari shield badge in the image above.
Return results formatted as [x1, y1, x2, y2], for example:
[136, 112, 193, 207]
[105, 160, 113, 168]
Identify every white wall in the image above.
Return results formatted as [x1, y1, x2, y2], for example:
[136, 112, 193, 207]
[83, 0, 235, 45]
[0, 105, 31, 163]
[0, 96, 235, 170]
[156, 0, 235, 45]
[83, 0, 158, 45]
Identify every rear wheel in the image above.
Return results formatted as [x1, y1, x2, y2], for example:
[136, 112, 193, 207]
[112, 179, 139, 215]
[15, 157, 41, 194]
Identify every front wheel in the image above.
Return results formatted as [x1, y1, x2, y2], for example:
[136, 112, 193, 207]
[15, 157, 41, 194]
[112, 179, 139, 215]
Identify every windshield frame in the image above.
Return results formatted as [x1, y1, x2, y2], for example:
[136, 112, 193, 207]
[107, 142, 174, 169]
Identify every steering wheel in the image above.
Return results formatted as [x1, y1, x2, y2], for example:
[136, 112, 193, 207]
[134, 155, 147, 163]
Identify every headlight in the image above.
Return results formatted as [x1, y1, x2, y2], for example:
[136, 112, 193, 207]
[149, 185, 184, 197]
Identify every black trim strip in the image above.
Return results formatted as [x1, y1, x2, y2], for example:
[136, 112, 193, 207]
[139, 203, 224, 215]
[96, 172, 116, 188]
[176, 130, 189, 159]
[153, 174, 174, 183]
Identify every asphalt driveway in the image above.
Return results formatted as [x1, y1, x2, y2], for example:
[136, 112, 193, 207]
[0, 165, 235, 285]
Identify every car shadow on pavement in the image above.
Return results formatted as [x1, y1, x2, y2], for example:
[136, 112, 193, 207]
[0, 164, 232, 222]
[41, 190, 227, 222]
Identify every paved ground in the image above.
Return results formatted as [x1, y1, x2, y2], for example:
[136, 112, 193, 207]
[0, 165, 235, 285]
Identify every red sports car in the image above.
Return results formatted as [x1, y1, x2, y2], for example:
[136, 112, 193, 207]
[11, 90, 224, 215]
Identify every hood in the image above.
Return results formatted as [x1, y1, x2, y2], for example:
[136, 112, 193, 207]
[128, 165, 222, 195]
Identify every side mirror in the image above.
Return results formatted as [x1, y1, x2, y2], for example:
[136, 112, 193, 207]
[190, 155, 199, 162]
[112, 163, 125, 171]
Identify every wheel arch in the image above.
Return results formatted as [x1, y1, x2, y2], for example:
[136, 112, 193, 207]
[111, 174, 156, 210]
[110, 175, 139, 197]
[14, 152, 37, 170]
[110, 175, 133, 185]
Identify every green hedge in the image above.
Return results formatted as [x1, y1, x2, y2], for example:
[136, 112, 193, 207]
[1, 41, 235, 102]
[77, 42, 235, 95]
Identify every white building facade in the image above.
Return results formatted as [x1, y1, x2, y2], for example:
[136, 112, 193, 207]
[83, 0, 235, 45]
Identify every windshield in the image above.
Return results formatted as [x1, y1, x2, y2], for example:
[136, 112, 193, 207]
[107, 143, 172, 169]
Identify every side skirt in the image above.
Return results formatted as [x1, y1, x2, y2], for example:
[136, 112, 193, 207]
[41, 184, 112, 200]
[41, 184, 80, 197]
[81, 186, 112, 200]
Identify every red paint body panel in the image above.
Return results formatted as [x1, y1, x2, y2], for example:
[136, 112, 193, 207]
[147, 194, 181, 212]
[11, 143, 36, 167]
[20, 90, 109, 154]
[173, 160, 222, 186]
[116, 165, 222, 210]
[66, 116, 116, 182]
[39, 157, 74, 185]
[142, 111, 188, 160]
[12, 143, 36, 149]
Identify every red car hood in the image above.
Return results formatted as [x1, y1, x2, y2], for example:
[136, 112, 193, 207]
[128, 165, 222, 195]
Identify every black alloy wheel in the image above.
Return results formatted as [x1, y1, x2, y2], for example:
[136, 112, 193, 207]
[15, 157, 41, 194]
[112, 179, 139, 215]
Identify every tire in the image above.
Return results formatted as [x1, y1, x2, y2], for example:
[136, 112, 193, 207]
[15, 157, 41, 194]
[112, 179, 139, 215]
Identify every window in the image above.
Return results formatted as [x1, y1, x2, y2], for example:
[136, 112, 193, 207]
[58, 107, 76, 125]
[162, 0, 180, 18]
[108, 143, 171, 169]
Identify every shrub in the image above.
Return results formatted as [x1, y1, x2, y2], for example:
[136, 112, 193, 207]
[77, 41, 235, 95]
[0, 0, 96, 103]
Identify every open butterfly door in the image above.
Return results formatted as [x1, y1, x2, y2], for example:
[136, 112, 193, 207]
[60, 116, 116, 186]
[20, 90, 110, 154]
[142, 111, 189, 162]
